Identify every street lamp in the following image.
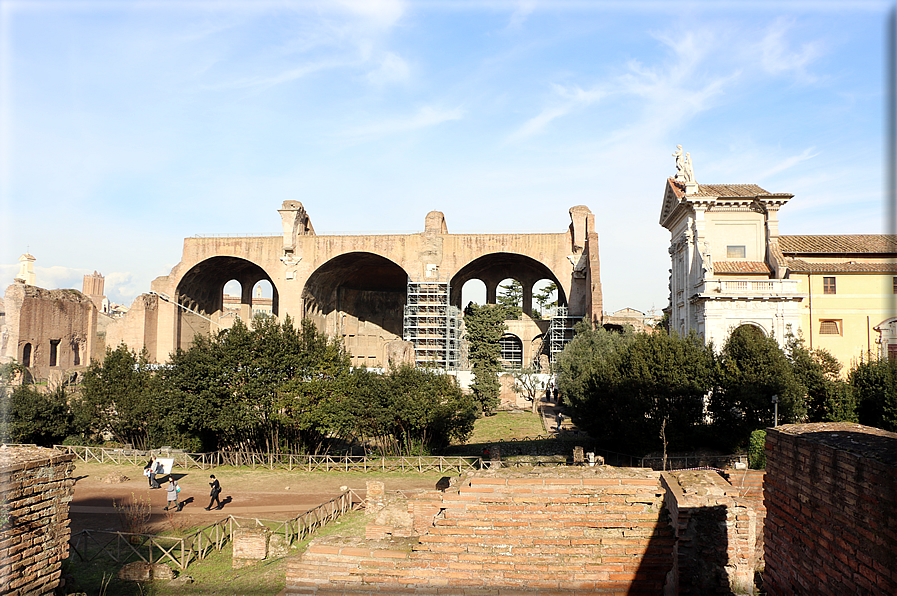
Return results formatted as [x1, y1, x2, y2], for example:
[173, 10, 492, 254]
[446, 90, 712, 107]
[771, 394, 779, 427]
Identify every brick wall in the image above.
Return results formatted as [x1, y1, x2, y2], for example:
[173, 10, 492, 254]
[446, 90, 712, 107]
[764, 422, 897, 595]
[287, 468, 674, 594]
[662, 470, 759, 595]
[0, 445, 76, 596]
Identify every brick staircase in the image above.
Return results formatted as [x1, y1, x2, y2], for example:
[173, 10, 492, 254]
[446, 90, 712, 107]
[286, 470, 675, 594]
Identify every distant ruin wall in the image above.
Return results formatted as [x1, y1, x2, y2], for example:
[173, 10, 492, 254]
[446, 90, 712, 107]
[764, 422, 897, 596]
[2, 284, 97, 374]
[0, 446, 77, 596]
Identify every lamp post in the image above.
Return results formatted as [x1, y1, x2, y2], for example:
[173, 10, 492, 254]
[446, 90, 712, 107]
[771, 394, 779, 427]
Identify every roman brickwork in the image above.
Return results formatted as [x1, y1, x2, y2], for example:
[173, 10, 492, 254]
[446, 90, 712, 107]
[107, 204, 601, 365]
[764, 422, 897, 595]
[1, 283, 97, 380]
[0, 446, 77, 596]
[286, 467, 768, 595]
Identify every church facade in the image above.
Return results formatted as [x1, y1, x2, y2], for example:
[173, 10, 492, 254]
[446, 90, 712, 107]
[660, 149, 896, 370]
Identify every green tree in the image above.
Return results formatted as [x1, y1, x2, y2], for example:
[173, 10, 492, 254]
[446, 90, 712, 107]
[78, 345, 160, 449]
[712, 326, 806, 450]
[786, 333, 855, 423]
[497, 280, 523, 320]
[464, 303, 507, 414]
[533, 282, 558, 319]
[850, 356, 897, 432]
[511, 366, 544, 414]
[0, 385, 73, 446]
[555, 322, 635, 413]
[562, 328, 713, 455]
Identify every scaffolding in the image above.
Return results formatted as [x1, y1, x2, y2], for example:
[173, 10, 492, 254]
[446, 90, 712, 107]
[403, 280, 461, 370]
[547, 306, 579, 363]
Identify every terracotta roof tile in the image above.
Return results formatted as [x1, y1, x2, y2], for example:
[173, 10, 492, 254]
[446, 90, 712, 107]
[786, 259, 897, 273]
[693, 184, 771, 197]
[714, 261, 772, 274]
[779, 235, 897, 255]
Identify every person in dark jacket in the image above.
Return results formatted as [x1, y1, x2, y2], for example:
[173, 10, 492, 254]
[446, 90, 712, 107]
[205, 475, 222, 510]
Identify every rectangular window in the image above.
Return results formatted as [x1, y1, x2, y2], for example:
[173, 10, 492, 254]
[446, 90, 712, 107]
[893, 277, 897, 294]
[889, 344, 897, 362]
[49, 339, 60, 366]
[726, 245, 746, 259]
[818, 320, 841, 335]
[823, 277, 836, 295]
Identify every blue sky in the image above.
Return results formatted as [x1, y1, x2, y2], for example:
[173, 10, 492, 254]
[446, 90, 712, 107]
[0, 0, 890, 315]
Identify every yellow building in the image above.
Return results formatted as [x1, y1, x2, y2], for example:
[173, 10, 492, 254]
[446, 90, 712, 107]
[780, 235, 897, 367]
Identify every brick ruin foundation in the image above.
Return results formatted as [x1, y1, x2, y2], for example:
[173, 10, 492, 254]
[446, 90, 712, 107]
[0, 445, 76, 596]
[286, 466, 765, 595]
[764, 422, 897, 595]
[287, 420, 897, 595]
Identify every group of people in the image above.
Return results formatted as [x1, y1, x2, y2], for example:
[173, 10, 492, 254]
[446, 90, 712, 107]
[143, 456, 223, 512]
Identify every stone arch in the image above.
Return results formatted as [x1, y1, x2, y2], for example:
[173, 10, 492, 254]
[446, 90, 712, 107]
[173, 257, 278, 349]
[303, 252, 410, 366]
[176, 256, 279, 318]
[22, 342, 32, 367]
[449, 253, 568, 317]
[731, 322, 769, 338]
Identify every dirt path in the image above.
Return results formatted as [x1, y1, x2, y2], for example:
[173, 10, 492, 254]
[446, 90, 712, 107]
[70, 462, 449, 535]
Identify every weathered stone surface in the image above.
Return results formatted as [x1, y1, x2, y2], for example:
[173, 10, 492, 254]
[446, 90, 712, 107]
[117, 562, 175, 581]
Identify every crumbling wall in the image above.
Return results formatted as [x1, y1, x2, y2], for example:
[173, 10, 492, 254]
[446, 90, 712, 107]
[0, 445, 77, 596]
[103, 292, 159, 361]
[661, 470, 759, 595]
[764, 422, 897, 596]
[286, 468, 673, 594]
[2, 283, 97, 376]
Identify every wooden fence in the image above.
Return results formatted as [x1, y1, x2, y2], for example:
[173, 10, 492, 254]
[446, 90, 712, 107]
[68, 490, 360, 571]
[54, 445, 481, 473]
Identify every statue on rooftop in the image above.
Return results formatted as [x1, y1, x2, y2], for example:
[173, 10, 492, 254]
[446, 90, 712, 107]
[673, 145, 685, 180]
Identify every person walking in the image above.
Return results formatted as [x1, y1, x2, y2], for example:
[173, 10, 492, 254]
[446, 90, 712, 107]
[148, 456, 162, 489]
[165, 479, 180, 511]
[556, 411, 564, 432]
[205, 475, 222, 510]
[143, 458, 153, 488]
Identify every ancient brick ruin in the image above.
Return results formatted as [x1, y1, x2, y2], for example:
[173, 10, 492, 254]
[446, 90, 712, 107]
[286, 467, 765, 594]
[764, 422, 897, 595]
[0, 445, 76, 596]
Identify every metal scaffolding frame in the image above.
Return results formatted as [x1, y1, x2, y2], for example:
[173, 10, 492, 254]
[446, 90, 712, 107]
[547, 306, 579, 363]
[403, 279, 461, 370]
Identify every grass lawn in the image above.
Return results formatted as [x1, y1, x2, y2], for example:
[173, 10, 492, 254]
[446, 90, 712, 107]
[465, 410, 546, 445]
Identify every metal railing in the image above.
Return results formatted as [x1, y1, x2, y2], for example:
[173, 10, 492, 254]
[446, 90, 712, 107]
[54, 445, 480, 473]
[68, 490, 359, 571]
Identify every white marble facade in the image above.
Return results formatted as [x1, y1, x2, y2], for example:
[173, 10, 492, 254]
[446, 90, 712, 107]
[660, 150, 804, 349]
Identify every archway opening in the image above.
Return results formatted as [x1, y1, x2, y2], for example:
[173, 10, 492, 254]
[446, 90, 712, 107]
[175, 256, 278, 349]
[303, 252, 409, 367]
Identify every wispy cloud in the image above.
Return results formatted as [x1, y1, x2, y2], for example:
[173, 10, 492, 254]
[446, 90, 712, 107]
[343, 105, 465, 141]
[366, 51, 410, 86]
[759, 147, 821, 179]
[507, 0, 538, 29]
[757, 17, 825, 84]
[509, 84, 606, 141]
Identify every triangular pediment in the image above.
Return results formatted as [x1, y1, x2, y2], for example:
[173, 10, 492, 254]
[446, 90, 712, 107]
[659, 177, 686, 229]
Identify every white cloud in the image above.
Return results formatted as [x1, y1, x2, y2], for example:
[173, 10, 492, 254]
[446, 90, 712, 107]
[758, 147, 821, 179]
[509, 84, 606, 141]
[331, 0, 406, 29]
[758, 17, 824, 84]
[366, 51, 410, 86]
[342, 104, 465, 141]
[507, 0, 537, 29]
